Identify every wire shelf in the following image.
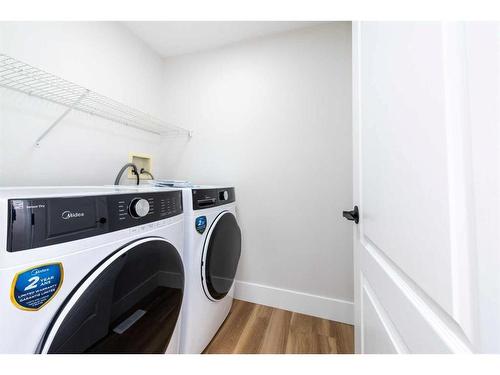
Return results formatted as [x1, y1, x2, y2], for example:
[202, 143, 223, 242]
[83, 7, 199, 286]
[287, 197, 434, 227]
[0, 53, 191, 143]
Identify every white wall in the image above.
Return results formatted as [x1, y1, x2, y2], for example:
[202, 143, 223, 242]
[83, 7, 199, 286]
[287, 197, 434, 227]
[0, 22, 167, 186]
[161, 23, 354, 322]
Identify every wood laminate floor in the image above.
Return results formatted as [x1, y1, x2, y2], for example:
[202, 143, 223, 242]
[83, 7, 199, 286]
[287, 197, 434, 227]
[203, 299, 354, 354]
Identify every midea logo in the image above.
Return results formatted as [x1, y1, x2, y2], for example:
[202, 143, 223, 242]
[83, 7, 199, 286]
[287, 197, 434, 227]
[61, 210, 85, 220]
[31, 268, 49, 276]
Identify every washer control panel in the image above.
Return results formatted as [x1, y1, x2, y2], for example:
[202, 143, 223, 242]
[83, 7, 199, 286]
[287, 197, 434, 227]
[7, 190, 183, 252]
[107, 191, 182, 229]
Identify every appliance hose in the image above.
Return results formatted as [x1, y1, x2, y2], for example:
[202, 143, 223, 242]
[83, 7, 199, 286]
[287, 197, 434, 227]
[114, 163, 140, 185]
[140, 168, 154, 180]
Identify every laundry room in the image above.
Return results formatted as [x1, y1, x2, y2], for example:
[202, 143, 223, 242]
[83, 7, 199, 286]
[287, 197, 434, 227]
[0, 20, 354, 355]
[1, 2, 500, 371]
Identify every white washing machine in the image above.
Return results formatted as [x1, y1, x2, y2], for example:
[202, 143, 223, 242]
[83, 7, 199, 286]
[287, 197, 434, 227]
[177, 186, 241, 354]
[0, 186, 185, 354]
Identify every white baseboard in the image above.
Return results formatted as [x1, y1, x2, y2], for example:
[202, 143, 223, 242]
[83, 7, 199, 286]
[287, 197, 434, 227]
[234, 280, 354, 325]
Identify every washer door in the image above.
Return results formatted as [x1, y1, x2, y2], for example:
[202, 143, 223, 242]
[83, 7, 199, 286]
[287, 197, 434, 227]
[201, 211, 242, 301]
[39, 237, 184, 354]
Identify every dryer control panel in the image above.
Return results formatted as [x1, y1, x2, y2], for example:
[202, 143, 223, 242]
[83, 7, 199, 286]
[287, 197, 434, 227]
[192, 187, 235, 210]
[7, 190, 183, 252]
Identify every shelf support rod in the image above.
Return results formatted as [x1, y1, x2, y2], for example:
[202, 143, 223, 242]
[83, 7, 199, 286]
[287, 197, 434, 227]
[34, 89, 89, 147]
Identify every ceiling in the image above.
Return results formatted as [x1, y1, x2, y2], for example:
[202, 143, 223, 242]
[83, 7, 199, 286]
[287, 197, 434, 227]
[122, 21, 323, 58]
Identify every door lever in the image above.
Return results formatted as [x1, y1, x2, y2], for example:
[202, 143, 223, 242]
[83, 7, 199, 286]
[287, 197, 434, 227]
[342, 206, 359, 224]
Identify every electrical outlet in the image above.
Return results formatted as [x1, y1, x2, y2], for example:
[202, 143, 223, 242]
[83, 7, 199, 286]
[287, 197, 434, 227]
[128, 153, 153, 180]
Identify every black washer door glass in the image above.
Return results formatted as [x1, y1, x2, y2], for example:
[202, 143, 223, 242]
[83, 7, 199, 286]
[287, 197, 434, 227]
[204, 212, 241, 300]
[44, 239, 184, 354]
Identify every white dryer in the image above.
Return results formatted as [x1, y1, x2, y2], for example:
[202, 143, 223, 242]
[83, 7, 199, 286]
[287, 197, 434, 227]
[178, 186, 241, 354]
[0, 186, 184, 354]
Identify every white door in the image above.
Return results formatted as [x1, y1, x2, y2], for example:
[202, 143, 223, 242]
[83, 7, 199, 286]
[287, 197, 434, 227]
[351, 22, 500, 353]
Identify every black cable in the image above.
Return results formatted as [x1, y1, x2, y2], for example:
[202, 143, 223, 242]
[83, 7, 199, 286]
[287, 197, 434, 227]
[114, 163, 140, 185]
[140, 168, 154, 180]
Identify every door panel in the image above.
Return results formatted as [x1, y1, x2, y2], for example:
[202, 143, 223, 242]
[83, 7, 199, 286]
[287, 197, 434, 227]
[362, 283, 400, 354]
[360, 21, 453, 317]
[353, 22, 484, 353]
[361, 241, 470, 353]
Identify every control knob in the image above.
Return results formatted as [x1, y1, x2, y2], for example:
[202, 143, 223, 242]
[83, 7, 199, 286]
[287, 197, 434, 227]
[129, 198, 150, 218]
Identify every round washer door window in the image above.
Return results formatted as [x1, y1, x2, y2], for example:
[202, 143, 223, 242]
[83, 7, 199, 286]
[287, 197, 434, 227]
[39, 238, 184, 354]
[202, 211, 242, 301]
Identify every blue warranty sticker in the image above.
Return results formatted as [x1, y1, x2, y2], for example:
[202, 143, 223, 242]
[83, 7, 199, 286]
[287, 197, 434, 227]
[10, 263, 64, 311]
[195, 216, 207, 234]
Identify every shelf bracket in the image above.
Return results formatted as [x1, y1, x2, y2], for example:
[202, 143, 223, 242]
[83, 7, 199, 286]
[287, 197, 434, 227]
[34, 90, 89, 147]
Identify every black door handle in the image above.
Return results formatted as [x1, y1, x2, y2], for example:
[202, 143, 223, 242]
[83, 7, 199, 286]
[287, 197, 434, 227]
[343, 206, 359, 224]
